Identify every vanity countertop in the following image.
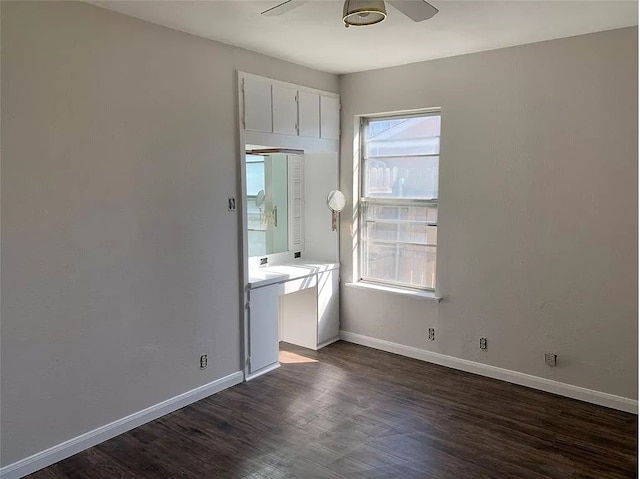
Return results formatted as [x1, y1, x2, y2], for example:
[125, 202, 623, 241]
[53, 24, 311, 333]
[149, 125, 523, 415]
[248, 260, 339, 289]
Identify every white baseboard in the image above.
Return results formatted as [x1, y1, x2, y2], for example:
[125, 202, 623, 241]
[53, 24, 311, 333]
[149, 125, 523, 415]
[316, 336, 340, 350]
[339, 331, 637, 414]
[0, 371, 244, 479]
[245, 362, 280, 381]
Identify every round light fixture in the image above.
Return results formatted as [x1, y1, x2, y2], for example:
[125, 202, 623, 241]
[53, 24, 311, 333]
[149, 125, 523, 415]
[343, 0, 387, 27]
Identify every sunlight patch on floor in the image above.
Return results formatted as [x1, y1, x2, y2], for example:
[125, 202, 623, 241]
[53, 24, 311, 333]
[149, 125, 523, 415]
[279, 350, 318, 364]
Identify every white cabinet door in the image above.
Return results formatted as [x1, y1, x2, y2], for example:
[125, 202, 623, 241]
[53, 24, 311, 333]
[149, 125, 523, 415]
[298, 91, 320, 138]
[317, 268, 339, 345]
[320, 95, 340, 140]
[272, 84, 298, 136]
[243, 76, 272, 133]
[249, 283, 283, 374]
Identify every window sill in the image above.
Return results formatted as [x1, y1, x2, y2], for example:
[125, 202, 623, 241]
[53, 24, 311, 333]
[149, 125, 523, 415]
[345, 281, 442, 302]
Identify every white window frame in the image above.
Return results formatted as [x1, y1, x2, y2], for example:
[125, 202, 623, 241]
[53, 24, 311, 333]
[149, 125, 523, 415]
[358, 110, 441, 293]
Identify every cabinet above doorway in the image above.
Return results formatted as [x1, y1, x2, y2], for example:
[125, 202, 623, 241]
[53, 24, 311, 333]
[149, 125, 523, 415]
[239, 72, 340, 151]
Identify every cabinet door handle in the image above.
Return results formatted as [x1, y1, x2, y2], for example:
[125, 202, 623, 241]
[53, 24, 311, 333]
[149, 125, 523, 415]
[274, 205, 278, 227]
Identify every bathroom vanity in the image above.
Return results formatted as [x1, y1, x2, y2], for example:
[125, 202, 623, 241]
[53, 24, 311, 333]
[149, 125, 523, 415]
[247, 261, 339, 379]
[237, 71, 342, 381]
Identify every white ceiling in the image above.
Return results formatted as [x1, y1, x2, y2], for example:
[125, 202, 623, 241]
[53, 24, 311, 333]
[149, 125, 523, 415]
[89, 1, 638, 74]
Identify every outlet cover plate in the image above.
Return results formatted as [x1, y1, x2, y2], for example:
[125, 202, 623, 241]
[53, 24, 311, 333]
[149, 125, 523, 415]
[544, 353, 557, 367]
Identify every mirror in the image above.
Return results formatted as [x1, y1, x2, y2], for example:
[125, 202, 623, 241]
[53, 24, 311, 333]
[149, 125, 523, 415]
[327, 190, 346, 212]
[246, 154, 289, 257]
[327, 190, 346, 231]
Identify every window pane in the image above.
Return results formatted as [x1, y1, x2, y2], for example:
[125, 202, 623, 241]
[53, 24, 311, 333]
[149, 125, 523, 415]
[247, 199, 266, 257]
[364, 156, 438, 199]
[247, 200, 265, 231]
[245, 156, 265, 196]
[362, 203, 437, 289]
[366, 115, 441, 158]
[363, 242, 436, 290]
[363, 210, 438, 246]
[248, 230, 266, 257]
[365, 204, 437, 223]
[365, 223, 437, 245]
[366, 137, 439, 157]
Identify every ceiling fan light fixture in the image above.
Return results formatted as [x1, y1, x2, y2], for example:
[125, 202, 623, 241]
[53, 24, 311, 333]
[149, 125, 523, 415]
[343, 0, 387, 27]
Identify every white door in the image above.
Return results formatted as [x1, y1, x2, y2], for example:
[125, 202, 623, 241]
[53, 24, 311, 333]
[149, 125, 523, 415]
[320, 95, 340, 140]
[298, 91, 320, 138]
[272, 84, 298, 136]
[243, 76, 272, 133]
[317, 268, 339, 345]
[249, 283, 283, 374]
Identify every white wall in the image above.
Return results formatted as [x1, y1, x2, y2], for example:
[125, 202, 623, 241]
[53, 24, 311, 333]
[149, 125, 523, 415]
[339, 28, 638, 401]
[304, 153, 340, 263]
[1, 1, 337, 466]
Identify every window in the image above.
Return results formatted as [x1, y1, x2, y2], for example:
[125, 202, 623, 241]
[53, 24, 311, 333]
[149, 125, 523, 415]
[359, 112, 441, 291]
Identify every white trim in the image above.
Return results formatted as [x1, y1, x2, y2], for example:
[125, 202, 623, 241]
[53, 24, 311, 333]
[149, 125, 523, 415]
[0, 371, 244, 479]
[316, 335, 340, 350]
[246, 362, 280, 381]
[345, 281, 442, 301]
[339, 331, 638, 414]
[244, 130, 338, 153]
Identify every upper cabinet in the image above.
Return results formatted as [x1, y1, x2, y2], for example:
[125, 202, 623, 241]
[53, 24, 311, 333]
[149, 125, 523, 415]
[272, 84, 298, 136]
[240, 72, 339, 149]
[320, 96, 340, 141]
[243, 75, 273, 133]
[298, 91, 320, 138]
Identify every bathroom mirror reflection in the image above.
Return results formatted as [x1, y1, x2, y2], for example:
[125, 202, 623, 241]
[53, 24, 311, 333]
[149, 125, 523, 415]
[246, 153, 289, 257]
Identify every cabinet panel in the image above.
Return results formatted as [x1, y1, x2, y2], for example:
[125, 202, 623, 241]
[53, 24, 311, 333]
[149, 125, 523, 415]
[249, 283, 283, 373]
[320, 95, 340, 140]
[298, 91, 320, 138]
[281, 287, 318, 350]
[243, 76, 272, 133]
[317, 269, 339, 345]
[272, 84, 298, 135]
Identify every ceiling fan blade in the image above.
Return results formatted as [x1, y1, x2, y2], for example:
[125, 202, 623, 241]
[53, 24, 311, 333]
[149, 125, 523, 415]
[261, 0, 309, 16]
[388, 0, 439, 22]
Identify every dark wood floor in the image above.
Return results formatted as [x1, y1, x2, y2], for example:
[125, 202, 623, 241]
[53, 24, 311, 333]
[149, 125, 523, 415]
[29, 341, 637, 478]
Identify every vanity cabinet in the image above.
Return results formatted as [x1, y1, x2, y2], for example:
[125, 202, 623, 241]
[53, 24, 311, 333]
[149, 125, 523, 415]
[281, 267, 339, 349]
[317, 268, 340, 344]
[248, 282, 283, 375]
[247, 262, 340, 379]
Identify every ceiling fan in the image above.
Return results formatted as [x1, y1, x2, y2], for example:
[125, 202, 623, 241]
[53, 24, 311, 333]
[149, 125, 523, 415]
[261, 0, 439, 27]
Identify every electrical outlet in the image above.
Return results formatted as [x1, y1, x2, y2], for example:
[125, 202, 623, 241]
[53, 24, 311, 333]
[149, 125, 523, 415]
[200, 354, 208, 370]
[544, 353, 557, 367]
[228, 197, 236, 212]
[428, 328, 435, 341]
[479, 338, 488, 350]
